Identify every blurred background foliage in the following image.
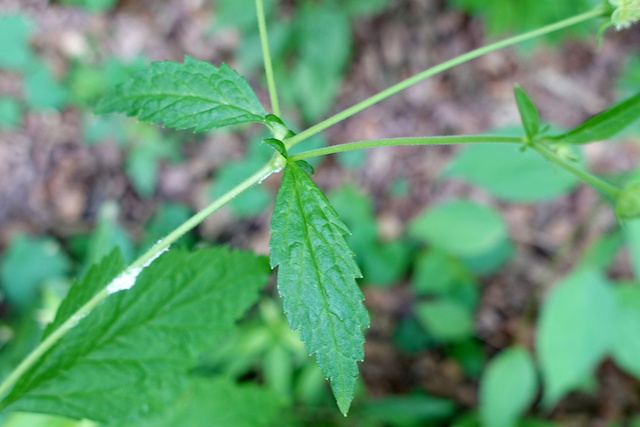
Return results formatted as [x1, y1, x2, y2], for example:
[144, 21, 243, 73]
[0, 0, 639, 426]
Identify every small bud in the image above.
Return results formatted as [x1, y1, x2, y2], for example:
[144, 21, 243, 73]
[609, 0, 640, 30]
[616, 181, 640, 219]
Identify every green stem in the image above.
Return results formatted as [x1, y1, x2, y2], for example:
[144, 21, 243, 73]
[0, 156, 285, 401]
[531, 142, 621, 199]
[284, 7, 605, 150]
[256, 0, 280, 116]
[289, 135, 521, 161]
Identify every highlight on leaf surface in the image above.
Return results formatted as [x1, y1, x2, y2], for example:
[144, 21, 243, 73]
[269, 160, 369, 415]
[95, 56, 268, 132]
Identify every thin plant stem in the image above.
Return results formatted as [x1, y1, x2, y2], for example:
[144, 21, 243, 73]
[531, 142, 621, 199]
[256, 0, 280, 116]
[0, 157, 285, 400]
[289, 135, 522, 161]
[284, 7, 605, 150]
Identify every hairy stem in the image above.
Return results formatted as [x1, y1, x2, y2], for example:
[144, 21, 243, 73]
[289, 135, 522, 160]
[531, 142, 621, 199]
[284, 7, 605, 150]
[0, 156, 285, 400]
[256, 0, 280, 116]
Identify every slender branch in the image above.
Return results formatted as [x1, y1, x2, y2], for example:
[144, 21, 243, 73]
[288, 135, 522, 161]
[0, 156, 285, 400]
[283, 7, 605, 150]
[531, 142, 621, 199]
[255, 0, 280, 116]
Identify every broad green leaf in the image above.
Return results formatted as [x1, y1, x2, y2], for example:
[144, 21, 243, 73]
[514, 84, 540, 140]
[0, 97, 21, 129]
[626, 219, 640, 277]
[445, 144, 580, 202]
[356, 394, 456, 424]
[210, 141, 272, 218]
[0, 13, 34, 70]
[0, 234, 71, 310]
[25, 63, 69, 110]
[1, 247, 270, 422]
[95, 56, 267, 132]
[270, 161, 369, 415]
[125, 376, 281, 427]
[611, 285, 640, 378]
[480, 346, 537, 427]
[536, 269, 617, 407]
[409, 200, 508, 257]
[415, 299, 474, 342]
[411, 249, 465, 296]
[546, 92, 640, 144]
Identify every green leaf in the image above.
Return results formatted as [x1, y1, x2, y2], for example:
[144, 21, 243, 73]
[415, 299, 474, 342]
[480, 346, 538, 427]
[0, 13, 34, 71]
[611, 285, 640, 379]
[210, 141, 273, 218]
[125, 376, 282, 427]
[0, 97, 22, 129]
[356, 394, 456, 424]
[1, 247, 270, 422]
[270, 161, 369, 415]
[546, 92, 640, 144]
[25, 62, 69, 110]
[0, 234, 71, 310]
[409, 200, 508, 257]
[625, 219, 640, 277]
[514, 84, 541, 140]
[445, 143, 580, 202]
[536, 269, 617, 407]
[95, 56, 267, 132]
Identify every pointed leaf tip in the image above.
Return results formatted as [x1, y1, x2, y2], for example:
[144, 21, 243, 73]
[270, 161, 368, 414]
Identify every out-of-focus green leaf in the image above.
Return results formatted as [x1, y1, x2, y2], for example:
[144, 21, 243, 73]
[126, 376, 281, 427]
[141, 202, 194, 250]
[546, 92, 640, 144]
[25, 63, 69, 110]
[270, 161, 368, 415]
[59, 0, 117, 12]
[0, 97, 22, 129]
[356, 394, 456, 425]
[0, 234, 71, 310]
[210, 141, 272, 218]
[84, 201, 135, 268]
[536, 269, 617, 407]
[0, 13, 34, 70]
[445, 144, 580, 202]
[480, 346, 538, 427]
[95, 57, 267, 132]
[625, 219, 640, 277]
[409, 200, 508, 257]
[611, 284, 640, 378]
[416, 299, 474, 342]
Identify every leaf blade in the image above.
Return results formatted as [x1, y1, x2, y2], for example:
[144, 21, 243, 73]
[269, 161, 369, 415]
[546, 91, 640, 144]
[1, 247, 270, 422]
[536, 269, 617, 407]
[514, 84, 540, 140]
[95, 57, 267, 132]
